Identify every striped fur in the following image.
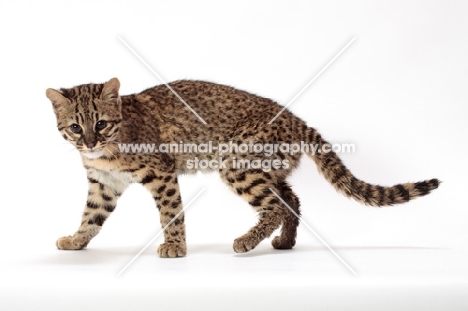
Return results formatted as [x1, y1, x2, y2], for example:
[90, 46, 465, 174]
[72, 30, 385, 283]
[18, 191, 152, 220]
[304, 127, 440, 206]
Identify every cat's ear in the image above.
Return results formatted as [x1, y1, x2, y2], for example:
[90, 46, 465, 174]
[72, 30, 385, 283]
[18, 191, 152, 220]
[101, 77, 120, 101]
[46, 88, 69, 112]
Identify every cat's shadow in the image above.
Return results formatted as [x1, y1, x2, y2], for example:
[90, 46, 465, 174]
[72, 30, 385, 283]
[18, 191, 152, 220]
[38, 247, 143, 266]
[234, 245, 444, 258]
[38, 244, 443, 265]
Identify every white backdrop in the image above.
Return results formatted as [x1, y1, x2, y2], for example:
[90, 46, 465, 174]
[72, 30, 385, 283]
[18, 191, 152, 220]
[1, 1, 467, 310]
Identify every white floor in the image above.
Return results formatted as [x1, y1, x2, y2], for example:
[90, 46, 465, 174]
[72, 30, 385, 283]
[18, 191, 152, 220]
[2, 240, 467, 310]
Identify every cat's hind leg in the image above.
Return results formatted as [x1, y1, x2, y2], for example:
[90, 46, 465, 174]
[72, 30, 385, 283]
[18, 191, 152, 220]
[271, 181, 301, 250]
[220, 169, 285, 253]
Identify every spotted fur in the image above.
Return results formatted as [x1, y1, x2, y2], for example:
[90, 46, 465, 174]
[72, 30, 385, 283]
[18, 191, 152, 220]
[46, 78, 440, 257]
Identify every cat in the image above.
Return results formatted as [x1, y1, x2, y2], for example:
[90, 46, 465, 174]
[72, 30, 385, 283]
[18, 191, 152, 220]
[46, 78, 440, 257]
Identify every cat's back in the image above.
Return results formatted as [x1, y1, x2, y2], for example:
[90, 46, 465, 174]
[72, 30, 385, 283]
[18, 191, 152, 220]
[121, 80, 300, 142]
[148, 80, 289, 123]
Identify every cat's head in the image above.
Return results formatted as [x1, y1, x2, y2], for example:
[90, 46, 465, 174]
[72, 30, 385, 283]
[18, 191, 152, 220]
[46, 78, 122, 159]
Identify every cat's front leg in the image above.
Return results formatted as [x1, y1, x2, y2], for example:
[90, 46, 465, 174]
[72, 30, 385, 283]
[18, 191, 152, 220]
[56, 173, 125, 250]
[140, 171, 186, 258]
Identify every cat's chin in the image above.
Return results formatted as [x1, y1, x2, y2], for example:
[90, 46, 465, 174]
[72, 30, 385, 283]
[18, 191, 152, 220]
[81, 150, 105, 159]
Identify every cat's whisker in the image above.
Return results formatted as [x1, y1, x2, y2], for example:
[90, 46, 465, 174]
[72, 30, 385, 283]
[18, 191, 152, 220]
[106, 146, 119, 162]
[106, 143, 119, 151]
[66, 148, 77, 154]
[55, 141, 73, 146]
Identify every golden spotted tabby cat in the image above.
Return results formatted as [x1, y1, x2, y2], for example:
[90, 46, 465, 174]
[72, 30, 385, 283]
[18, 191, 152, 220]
[46, 78, 439, 257]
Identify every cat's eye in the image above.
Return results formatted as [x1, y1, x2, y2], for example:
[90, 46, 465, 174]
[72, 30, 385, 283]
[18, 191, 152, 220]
[70, 124, 82, 133]
[95, 120, 107, 131]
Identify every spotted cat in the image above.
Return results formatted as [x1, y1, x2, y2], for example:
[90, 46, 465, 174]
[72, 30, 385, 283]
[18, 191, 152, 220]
[46, 78, 439, 257]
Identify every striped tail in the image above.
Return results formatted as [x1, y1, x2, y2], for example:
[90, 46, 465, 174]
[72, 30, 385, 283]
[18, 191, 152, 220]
[305, 127, 440, 206]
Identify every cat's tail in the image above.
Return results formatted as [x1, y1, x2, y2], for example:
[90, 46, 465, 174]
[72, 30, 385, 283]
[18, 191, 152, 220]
[304, 127, 440, 206]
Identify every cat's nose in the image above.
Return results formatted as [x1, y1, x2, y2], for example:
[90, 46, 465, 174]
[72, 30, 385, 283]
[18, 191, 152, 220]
[85, 141, 96, 149]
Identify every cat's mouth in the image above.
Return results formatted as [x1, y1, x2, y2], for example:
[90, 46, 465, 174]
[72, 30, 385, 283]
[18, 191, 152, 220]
[81, 149, 105, 159]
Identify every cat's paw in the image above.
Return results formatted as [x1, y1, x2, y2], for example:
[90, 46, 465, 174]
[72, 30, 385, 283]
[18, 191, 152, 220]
[56, 236, 87, 250]
[233, 235, 259, 253]
[157, 242, 187, 258]
[271, 236, 295, 250]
